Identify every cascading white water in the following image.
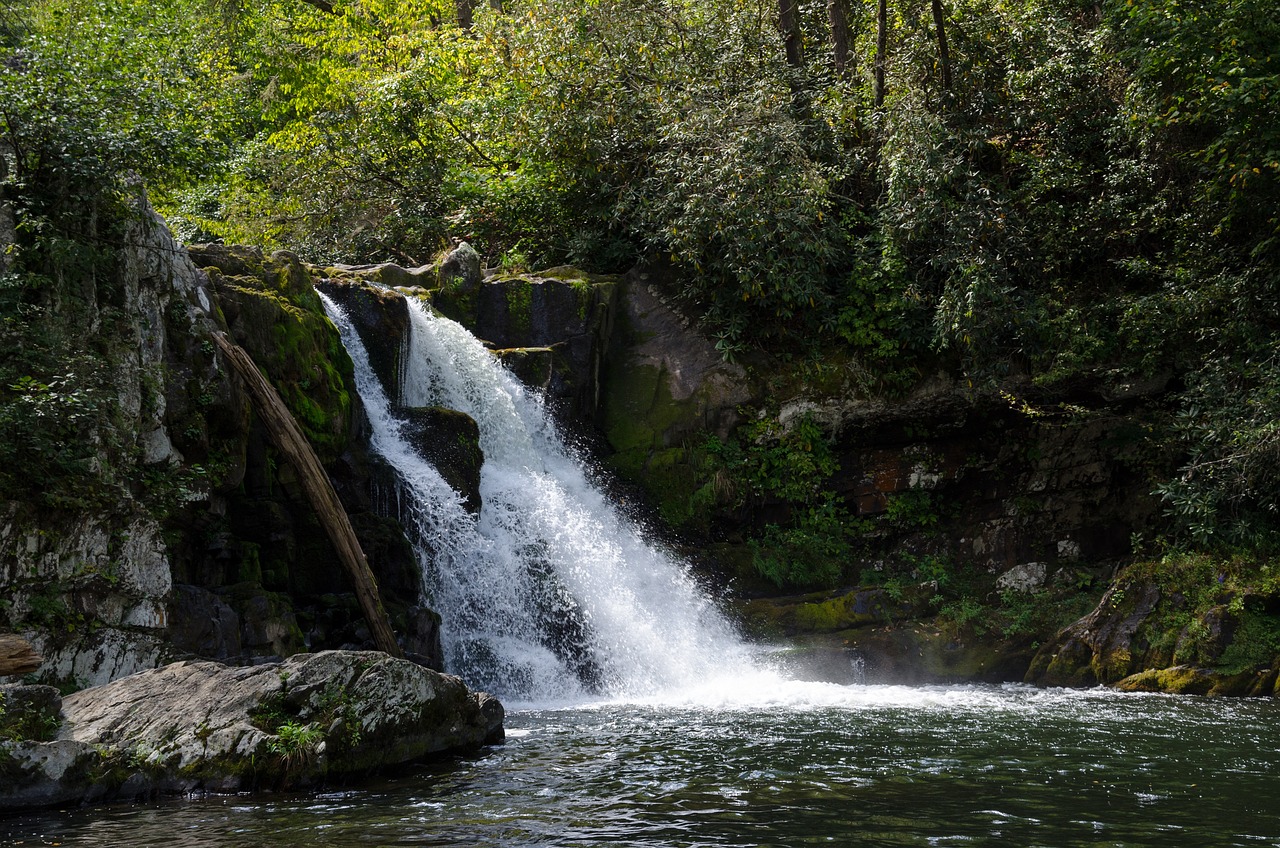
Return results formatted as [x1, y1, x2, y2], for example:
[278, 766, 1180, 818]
[321, 291, 756, 704]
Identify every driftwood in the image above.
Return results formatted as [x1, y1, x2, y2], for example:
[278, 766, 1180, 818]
[0, 634, 42, 676]
[211, 333, 403, 658]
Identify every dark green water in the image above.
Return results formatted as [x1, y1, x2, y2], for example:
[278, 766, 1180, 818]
[5, 684, 1279, 847]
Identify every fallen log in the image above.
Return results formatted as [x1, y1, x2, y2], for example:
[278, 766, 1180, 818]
[211, 332, 403, 658]
[0, 634, 42, 676]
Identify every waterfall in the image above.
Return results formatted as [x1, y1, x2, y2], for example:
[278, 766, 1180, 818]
[321, 292, 754, 704]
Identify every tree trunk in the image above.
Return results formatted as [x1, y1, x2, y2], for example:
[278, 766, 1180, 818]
[932, 0, 952, 91]
[489, 0, 502, 11]
[210, 333, 403, 659]
[874, 0, 888, 107]
[779, 0, 804, 68]
[0, 153, 14, 278]
[0, 634, 42, 677]
[456, 0, 474, 29]
[828, 0, 853, 79]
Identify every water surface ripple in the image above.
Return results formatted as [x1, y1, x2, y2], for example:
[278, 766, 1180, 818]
[7, 684, 1279, 847]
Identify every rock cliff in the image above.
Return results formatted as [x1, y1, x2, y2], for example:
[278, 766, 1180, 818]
[0, 204, 437, 688]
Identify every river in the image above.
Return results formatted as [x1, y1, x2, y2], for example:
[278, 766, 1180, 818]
[6, 682, 1278, 846]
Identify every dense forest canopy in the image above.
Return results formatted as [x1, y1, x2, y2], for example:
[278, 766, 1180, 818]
[1, 0, 1278, 549]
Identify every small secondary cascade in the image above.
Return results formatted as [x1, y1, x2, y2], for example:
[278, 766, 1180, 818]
[321, 291, 755, 703]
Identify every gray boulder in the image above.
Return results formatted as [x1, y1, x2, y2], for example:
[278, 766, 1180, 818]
[0, 650, 503, 810]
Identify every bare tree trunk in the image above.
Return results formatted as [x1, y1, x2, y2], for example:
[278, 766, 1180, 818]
[489, 0, 502, 11]
[456, 0, 474, 29]
[779, 0, 804, 67]
[828, 0, 853, 79]
[874, 0, 888, 107]
[211, 334, 403, 659]
[0, 634, 42, 677]
[932, 0, 952, 91]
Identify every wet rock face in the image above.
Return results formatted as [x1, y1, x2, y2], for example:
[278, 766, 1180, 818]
[822, 403, 1162, 573]
[599, 270, 758, 528]
[434, 266, 620, 422]
[315, 277, 412, 403]
[167, 585, 241, 659]
[400, 407, 484, 515]
[0, 651, 504, 811]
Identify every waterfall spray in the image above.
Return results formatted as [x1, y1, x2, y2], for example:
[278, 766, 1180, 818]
[321, 291, 753, 704]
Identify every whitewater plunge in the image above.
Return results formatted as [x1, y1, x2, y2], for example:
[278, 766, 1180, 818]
[321, 291, 758, 704]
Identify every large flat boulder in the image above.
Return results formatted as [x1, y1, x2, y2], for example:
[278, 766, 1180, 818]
[0, 650, 503, 810]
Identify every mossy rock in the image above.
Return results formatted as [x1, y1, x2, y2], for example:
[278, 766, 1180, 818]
[193, 246, 354, 465]
[740, 587, 918, 637]
[601, 366, 722, 532]
[599, 275, 755, 533]
[1026, 579, 1162, 686]
[776, 624, 1034, 685]
[792, 589, 914, 633]
[495, 347, 555, 391]
[1116, 660, 1273, 696]
[316, 278, 411, 403]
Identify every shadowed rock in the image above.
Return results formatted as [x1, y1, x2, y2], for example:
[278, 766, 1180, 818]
[400, 407, 484, 514]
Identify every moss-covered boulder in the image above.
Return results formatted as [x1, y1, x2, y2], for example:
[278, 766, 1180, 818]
[1026, 580, 1163, 686]
[1113, 665, 1256, 696]
[189, 244, 354, 464]
[1027, 556, 1280, 694]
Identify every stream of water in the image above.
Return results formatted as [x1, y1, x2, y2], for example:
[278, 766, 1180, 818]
[328, 292, 751, 704]
[6, 291, 1277, 846]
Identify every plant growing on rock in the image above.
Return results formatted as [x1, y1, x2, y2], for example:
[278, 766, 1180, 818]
[267, 721, 325, 775]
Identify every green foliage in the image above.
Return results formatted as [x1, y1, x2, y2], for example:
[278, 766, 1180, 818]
[1119, 0, 1280, 247]
[0, 692, 61, 743]
[1157, 351, 1280, 551]
[0, 370, 108, 505]
[267, 720, 324, 773]
[1127, 551, 1280, 669]
[0, 0, 234, 508]
[1216, 611, 1280, 675]
[6, 0, 1280, 556]
[708, 414, 852, 589]
[883, 490, 940, 531]
[707, 415, 839, 504]
[750, 496, 852, 590]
